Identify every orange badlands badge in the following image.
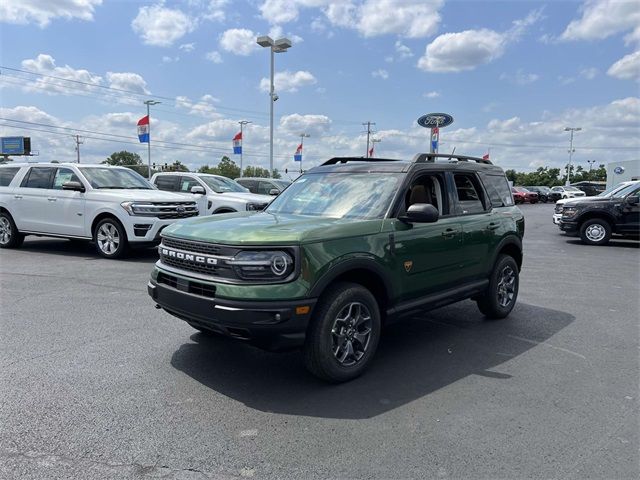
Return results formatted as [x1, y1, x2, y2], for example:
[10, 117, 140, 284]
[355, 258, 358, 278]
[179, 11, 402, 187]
[404, 260, 413, 272]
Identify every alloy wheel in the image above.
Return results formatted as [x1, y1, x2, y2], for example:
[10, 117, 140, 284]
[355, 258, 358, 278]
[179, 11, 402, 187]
[0, 217, 12, 245]
[331, 302, 372, 367]
[585, 224, 606, 242]
[497, 266, 516, 308]
[97, 223, 120, 255]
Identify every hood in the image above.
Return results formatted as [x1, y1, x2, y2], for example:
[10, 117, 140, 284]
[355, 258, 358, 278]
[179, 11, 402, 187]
[87, 189, 195, 203]
[162, 211, 383, 245]
[557, 196, 609, 206]
[209, 191, 273, 204]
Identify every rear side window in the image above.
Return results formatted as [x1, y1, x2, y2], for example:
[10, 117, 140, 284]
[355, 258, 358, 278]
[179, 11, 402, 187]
[0, 167, 20, 187]
[154, 175, 179, 191]
[21, 167, 55, 189]
[481, 173, 514, 207]
[238, 179, 257, 192]
[453, 173, 487, 214]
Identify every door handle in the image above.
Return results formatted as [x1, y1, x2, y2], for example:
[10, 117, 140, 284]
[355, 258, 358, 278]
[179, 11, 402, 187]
[14, 194, 23, 199]
[441, 228, 458, 238]
[47, 197, 57, 202]
[487, 222, 499, 230]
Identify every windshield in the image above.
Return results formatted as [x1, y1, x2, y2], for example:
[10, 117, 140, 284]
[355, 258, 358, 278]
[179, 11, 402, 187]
[598, 182, 632, 197]
[612, 183, 640, 198]
[266, 172, 402, 219]
[80, 167, 152, 189]
[273, 180, 291, 189]
[514, 187, 529, 193]
[201, 175, 248, 193]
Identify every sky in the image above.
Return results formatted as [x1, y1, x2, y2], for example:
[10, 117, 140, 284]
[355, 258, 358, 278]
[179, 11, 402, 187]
[0, 0, 638, 178]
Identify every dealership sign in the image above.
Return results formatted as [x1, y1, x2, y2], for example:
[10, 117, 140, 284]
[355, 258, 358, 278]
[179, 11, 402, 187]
[417, 113, 454, 129]
[614, 166, 625, 175]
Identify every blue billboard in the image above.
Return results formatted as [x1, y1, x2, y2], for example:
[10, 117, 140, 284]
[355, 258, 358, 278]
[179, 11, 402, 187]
[1, 137, 26, 155]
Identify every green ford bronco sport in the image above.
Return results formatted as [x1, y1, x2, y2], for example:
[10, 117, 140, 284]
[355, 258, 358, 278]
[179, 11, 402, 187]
[148, 153, 524, 382]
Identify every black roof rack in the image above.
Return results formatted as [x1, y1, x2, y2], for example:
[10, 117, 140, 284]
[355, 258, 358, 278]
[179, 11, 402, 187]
[321, 157, 401, 166]
[411, 153, 492, 165]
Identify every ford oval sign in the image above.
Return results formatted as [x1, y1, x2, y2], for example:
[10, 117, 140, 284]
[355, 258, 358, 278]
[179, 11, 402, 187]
[614, 166, 625, 175]
[417, 113, 454, 129]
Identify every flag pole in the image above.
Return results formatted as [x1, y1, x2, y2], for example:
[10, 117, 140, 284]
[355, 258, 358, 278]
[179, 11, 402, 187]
[143, 100, 160, 179]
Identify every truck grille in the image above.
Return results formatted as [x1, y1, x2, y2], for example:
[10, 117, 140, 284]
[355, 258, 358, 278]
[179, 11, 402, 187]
[158, 237, 240, 280]
[151, 202, 199, 219]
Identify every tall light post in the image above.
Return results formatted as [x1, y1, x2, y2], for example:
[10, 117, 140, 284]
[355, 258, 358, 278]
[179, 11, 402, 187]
[587, 159, 596, 175]
[564, 126, 581, 186]
[257, 35, 292, 177]
[144, 100, 161, 179]
[297, 133, 309, 173]
[238, 120, 251, 177]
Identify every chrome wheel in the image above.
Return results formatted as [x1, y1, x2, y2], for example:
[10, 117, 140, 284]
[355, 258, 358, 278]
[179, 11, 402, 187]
[497, 266, 516, 308]
[331, 302, 372, 367]
[96, 222, 120, 255]
[0, 217, 11, 245]
[585, 223, 606, 242]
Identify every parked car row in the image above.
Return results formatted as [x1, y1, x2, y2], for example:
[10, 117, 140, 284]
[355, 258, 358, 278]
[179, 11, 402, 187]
[553, 180, 640, 245]
[511, 185, 588, 204]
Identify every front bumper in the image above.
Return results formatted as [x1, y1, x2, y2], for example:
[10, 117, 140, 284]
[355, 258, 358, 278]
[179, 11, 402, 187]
[559, 219, 579, 234]
[124, 218, 186, 244]
[553, 214, 562, 225]
[148, 277, 317, 351]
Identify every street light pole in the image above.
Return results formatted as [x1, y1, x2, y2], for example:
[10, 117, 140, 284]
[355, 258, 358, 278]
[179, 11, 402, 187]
[238, 120, 251, 177]
[144, 100, 161, 179]
[564, 126, 582, 186]
[257, 35, 292, 178]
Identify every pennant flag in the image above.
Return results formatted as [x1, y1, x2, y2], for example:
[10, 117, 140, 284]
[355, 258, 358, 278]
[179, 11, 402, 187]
[368, 146, 374, 157]
[137, 115, 149, 143]
[482, 153, 490, 160]
[232, 131, 242, 154]
[431, 126, 439, 152]
[294, 143, 302, 162]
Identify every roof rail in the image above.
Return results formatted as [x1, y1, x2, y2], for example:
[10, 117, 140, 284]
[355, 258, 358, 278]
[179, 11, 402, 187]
[411, 153, 492, 165]
[321, 157, 401, 166]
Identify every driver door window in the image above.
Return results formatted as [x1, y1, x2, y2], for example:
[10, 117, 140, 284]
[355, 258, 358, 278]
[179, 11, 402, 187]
[179, 177, 203, 193]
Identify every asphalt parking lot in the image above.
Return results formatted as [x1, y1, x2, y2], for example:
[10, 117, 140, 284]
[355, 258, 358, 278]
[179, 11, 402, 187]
[1, 204, 638, 480]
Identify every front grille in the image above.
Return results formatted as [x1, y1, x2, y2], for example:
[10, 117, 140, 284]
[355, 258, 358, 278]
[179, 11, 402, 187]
[143, 202, 199, 219]
[159, 237, 240, 279]
[157, 272, 216, 299]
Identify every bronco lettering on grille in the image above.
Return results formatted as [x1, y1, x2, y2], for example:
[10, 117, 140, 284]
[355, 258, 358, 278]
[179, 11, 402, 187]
[160, 247, 218, 265]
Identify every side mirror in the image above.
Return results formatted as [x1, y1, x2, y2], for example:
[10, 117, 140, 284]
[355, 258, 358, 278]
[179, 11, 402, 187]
[62, 181, 85, 192]
[400, 203, 439, 223]
[626, 195, 639, 205]
[191, 186, 206, 194]
[269, 188, 280, 196]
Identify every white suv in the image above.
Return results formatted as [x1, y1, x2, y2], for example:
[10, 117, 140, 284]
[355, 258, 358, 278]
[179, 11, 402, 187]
[0, 163, 198, 258]
[551, 186, 586, 199]
[151, 172, 272, 214]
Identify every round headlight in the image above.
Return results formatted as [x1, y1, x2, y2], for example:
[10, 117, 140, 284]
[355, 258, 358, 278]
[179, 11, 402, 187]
[271, 254, 289, 276]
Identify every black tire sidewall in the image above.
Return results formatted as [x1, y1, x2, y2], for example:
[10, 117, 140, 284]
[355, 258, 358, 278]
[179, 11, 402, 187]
[0, 212, 23, 248]
[305, 282, 381, 382]
[579, 219, 611, 246]
[478, 255, 519, 319]
[94, 218, 127, 258]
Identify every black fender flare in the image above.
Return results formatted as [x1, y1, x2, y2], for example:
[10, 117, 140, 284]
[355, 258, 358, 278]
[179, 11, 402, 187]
[489, 235, 523, 271]
[308, 256, 394, 300]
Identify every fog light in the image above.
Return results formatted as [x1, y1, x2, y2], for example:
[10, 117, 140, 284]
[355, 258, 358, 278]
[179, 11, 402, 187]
[274, 313, 281, 321]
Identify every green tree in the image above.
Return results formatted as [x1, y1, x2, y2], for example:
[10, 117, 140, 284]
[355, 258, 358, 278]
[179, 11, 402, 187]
[104, 151, 147, 176]
[163, 160, 189, 172]
[242, 165, 271, 178]
[216, 156, 241, 179]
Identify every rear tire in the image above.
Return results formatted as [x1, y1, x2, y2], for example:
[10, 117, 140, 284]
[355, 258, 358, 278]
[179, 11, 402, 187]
[304, 282, 381, 383]
[579, 219, 611, 246]
[94, 217, 128, 259]
[477, 254, 519, 319]
[0, 211, 24, 248]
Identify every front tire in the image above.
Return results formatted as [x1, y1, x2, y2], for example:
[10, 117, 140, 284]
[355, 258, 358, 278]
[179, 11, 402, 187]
[304, 282, 381, 383]
[477, 254, 519, 319]
[94, 217, 128, 259]
[0, 211, 24, 248]
[579, 219, 611, 246]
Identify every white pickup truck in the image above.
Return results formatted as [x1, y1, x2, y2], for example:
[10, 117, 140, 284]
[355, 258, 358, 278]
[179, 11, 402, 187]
[0, 163, 198, 258]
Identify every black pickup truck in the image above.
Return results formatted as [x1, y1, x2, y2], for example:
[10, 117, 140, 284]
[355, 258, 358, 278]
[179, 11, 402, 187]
[559, 181, 640, 245]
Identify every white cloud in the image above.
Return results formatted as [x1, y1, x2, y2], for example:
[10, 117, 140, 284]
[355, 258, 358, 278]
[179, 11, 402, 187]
[395, 40, 413, 59]
[205, 51, 223, 63]
[607, 50, 640, 80]
[561, 0, 640, 42]
[280, 114, 332, 136]
[260, 70, 317, 92]
[131, 5, 195, 47]
[204, 0, 228, 21]
[417, 10, 542, 73]
[423, 91, 440, 98]
[176, 95, 221, 118]
[106, 72, 150, 94]
[371, 69, 389, 79]
[0, 0, 102, 28]
[580, 67, 598, 79]
[219, 28, 258, 56]
[499, 69, 540, 85]
[179, 42, 196, 52]
[20, 54, 102, 95]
